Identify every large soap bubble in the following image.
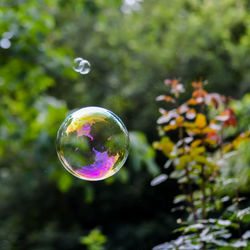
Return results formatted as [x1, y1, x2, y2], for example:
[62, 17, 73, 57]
[56, 107, 129, 181]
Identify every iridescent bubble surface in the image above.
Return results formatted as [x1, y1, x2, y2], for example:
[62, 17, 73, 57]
[56, 107, 129, 181]
[73, 57, 91, 74]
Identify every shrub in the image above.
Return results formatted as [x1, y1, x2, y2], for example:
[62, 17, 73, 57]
[152, 79, 250, 249]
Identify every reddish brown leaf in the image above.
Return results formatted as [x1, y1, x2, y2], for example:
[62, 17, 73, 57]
[172, 80, 178, 86]
[205, 93, 223, 109]
[224, 108, 237, 127]
[192, 81, 203, 89]
[192, 89, 208, 98]
[206, 130, 219, 143]
[156, 95, 175, 102]
[164, 79, 179, 86]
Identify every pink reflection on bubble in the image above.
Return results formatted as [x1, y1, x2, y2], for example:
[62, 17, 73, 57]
[76, 148, 119, 179]
[77, 124, 94, 140]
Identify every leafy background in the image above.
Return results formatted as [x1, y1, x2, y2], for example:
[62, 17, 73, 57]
[0, 0, 250, 249]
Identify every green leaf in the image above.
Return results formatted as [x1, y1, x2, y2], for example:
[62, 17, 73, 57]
[153, 136, 174, 157]
[176, 155, 191, 170]
[170, 169, 186, 179]
[173, 195, 186, 204]
[57, 172, 72, 192]
[80, 229, 107, 250]
[129, 131, 160, 176]
[217, 220, 231, 227]
[237, 207, 250, 222]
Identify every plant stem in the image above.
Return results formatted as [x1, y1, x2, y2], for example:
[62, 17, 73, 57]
[179, 125, 198, 222]
[202, 243, 207, 250]
[201, 164, 206, 219]
[209, 185, 215, 204]
[185, 169, 198, 222]
[235, 189, 244, 250]
[219, 127, 224, 158]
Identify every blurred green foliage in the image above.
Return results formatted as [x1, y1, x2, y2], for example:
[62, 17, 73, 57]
[129, 131, 160, 177]
[232, 94, 250, 131]
[80, 229, 107, 250]
[0, 0, 250, 249]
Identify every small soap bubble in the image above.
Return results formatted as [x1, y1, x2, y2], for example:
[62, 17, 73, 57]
[56, 107, 129, 181]
[73, 57, 83, 72]
[73, 57, 91, 74]
[79, 60, 91, 75]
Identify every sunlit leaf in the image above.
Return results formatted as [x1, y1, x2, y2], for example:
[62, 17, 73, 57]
[186, 109, 196, 119]
[170, 169, 186, 179]
[187, 98, 199, 106]
[151, 174, 168, 186]
[242, 231, 250, 240]
[157, 110, 178, 124]
[173, 195, 186, 204]
[80, 228, 107, 249]
[195, 114, 207, 129]
[237, 207, 250, 222]
[231, 240, 247, 248]
[177, 104, 189, 114]
[191, 139, 202, 148]
[156, 95, 175, 103]
[164, 159, 173, 169]
[217, 220, 231, 226]
[184, 223, 204, 233]
[176, 155, 191, 170]
[153, 137, 174, 157]
[164, 124, 178, 132]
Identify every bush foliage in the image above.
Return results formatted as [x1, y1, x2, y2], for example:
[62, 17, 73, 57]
[153, 79, 250, 249]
